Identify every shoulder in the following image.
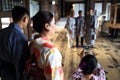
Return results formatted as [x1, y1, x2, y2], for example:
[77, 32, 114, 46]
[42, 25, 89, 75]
[49, 48, 62, 57]
[70, 68, 82, 80]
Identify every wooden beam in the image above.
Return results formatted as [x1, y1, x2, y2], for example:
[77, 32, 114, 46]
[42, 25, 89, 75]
[0, 12, 12, 17]
[106, 22, 120, 28]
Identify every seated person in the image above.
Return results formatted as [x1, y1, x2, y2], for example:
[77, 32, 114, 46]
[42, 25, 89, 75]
[70, 50, 106, 80]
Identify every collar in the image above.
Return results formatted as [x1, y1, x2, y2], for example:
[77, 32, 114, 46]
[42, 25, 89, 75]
[13, 23, 24, 33]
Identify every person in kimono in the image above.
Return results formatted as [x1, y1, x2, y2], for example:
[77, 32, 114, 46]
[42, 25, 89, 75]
[65, 10, 75, 48]
[75, 10, 85, 48]
[70, 53, 106, 80]
[85, 8, 98, 48]
[27, 11, 64, 80]
[0, 6, 30, 80]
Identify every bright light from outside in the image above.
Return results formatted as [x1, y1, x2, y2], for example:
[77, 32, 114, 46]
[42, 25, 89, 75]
[1, 18, 10, 23]
[72, 4, 75, 10]
[1, 18, 11, 29]
[52, 1, 55, 5]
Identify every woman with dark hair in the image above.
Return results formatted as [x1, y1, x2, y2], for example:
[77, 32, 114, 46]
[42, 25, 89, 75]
[27, 11, 64, 80]
[70, 54, 106, 80]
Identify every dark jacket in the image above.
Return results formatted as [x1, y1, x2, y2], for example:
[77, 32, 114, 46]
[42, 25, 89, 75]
[0, 23, 30, 80]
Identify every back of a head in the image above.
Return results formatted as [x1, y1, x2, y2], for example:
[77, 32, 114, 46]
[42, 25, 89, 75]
[32, 11, 53, 33]
[12, 6, 29, 22]
[79, 54, 97, 75]
[78, 10, 82, 13]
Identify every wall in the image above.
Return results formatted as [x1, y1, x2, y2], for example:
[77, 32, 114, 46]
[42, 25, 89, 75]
[30, 0, 39, 17]
[73, 3, 85, 17]
[73, 2, 111, 19]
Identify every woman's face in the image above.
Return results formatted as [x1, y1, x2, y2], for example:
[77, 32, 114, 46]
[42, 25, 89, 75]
[48, 17, 56, 36]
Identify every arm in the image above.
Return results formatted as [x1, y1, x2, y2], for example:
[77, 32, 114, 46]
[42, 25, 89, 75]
[12, 38, 29, 80]
[67, 17, 73, 33]
[45, 48, 64, 80]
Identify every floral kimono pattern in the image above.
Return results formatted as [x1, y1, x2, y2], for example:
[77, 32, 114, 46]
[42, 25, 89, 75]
[70, 63, 106, 80]
[27, 37, 64, 80]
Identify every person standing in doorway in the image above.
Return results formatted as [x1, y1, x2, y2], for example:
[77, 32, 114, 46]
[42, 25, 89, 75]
[85, 8, 98, 48]
[65, 10, 75, 48]
[0, 6, 30, 80]
[75, 10, 85, 48]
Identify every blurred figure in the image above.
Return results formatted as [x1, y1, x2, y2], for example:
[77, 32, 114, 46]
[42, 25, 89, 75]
[0, 6, 30, 80]
[65, 10, 75, 48]
[70, 49, 106, 80]
[70, 54, 106, 80]
[75, 10, 85, 48]
[85, 8, 98, 48]
[27, 11, 64, 80]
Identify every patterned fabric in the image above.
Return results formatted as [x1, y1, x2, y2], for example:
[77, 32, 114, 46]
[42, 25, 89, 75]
[85, 15, 98, 46]
[75, 16, 85, 37]
[28, 37, 64, 80]
[70, 63, 106, 80]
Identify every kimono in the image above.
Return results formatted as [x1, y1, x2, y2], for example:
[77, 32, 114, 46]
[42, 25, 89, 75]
[66, 16, 75, 48]
[75, 16, 85, 47]
[27, 37, 64, 80]
[85, 15, 98, 46]
[70, 63, 106, 80]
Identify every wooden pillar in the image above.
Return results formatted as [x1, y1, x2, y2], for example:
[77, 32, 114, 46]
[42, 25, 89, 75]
[57, 0, 61, 19]
[85, 0, 95, 16]
[41, 0, 50, 11]
[0, 18, 2, 30]
[102, 0, 107, 14]
[65, 2, 73, 17]
[61, 0, 64, 17]
[0, 0, 2, 11]
[110, 0, 119, 38]
[111, 0, 118, 4]
[23, 0, 32, 41]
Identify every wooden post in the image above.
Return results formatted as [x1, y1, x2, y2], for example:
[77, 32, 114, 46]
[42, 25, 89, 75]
[111, 0, 118, 4]
[0, 0, 2, 11]
[85, 0, 95, 17]
[114, 5, 117, 24]
[102, 0, 107, 14]
[110, 0, 119, 39]
[23, 0, 32, 41]
[41, 0, 50, 11]
[0, 18, 2, 30]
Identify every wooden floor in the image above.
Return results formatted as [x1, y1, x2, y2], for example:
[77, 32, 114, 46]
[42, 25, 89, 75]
[51, 28, 120, 80]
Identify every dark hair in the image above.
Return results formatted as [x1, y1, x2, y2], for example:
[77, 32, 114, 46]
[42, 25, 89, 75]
[88, 8, 94, 11]
[12, 6, 29, 22]
[79, 54, 97, 75]
[32, 11, 53, 33]
[78, 10, 82, 13]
